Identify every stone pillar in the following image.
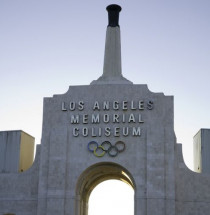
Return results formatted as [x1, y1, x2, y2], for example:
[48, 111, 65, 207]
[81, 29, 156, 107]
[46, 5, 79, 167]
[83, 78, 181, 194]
[91, 4, 132, 84]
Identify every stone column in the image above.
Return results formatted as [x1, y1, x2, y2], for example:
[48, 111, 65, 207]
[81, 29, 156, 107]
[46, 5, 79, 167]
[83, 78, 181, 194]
[91, 4, 132, 85]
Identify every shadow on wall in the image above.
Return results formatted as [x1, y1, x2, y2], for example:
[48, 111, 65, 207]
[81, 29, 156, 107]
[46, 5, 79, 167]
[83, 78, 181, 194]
[0, 130, 35, 173]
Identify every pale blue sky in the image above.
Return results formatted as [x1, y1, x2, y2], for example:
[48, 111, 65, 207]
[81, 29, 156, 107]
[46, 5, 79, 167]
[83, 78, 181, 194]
[1, 0, 210, 169]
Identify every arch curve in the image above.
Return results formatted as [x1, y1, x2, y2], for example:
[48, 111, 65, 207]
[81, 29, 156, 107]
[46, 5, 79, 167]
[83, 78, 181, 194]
[76, 162, 135, 215]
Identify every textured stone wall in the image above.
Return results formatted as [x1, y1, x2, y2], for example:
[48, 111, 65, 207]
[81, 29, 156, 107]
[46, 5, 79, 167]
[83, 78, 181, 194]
[176, 144, 210, 215]
[0, 145, 40, 215]
[1, 84, 210, 215]
[35, 84, 176, 215]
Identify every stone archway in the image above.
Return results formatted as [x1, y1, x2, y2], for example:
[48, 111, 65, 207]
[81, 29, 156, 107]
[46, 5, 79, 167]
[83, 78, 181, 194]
[76, 162, 136, 215]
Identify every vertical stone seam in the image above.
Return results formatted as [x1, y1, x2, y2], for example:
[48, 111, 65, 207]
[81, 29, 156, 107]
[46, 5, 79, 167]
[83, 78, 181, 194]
[19, 131, 22, 172]
[164, 127, 166, 215]
[46, 130, 52, 212]
[3, 132, 8, 172]
[64, 128, 70, 213]
[37, 131, 50, 214]
[145, 128, 148, 215]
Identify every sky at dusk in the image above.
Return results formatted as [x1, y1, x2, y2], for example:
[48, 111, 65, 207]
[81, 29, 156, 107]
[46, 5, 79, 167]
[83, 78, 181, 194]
[0, 1, 210, 214]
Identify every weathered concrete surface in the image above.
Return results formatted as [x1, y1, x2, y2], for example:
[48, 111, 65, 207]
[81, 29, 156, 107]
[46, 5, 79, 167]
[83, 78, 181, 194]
[1, 84, 210, 215]
[38, 84, 175, 215]
[91, 26, 132, 85]
[34, 83, 175, 215]
[0, 130, 35, 173]
[176, 144, 210, 215]
[0, 145, 40, 215]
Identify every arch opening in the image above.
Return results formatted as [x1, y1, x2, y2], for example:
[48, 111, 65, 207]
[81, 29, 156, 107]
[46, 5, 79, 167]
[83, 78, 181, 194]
[89, 179, 134, 215]
[76, 162, 135, 215]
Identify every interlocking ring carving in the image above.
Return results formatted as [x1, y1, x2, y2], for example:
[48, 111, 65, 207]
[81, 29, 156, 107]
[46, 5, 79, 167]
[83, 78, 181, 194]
[87, 141, 126, 157]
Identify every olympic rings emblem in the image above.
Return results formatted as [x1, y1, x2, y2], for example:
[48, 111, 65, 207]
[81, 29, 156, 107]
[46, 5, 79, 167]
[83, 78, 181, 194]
[87, 141, 126, 157]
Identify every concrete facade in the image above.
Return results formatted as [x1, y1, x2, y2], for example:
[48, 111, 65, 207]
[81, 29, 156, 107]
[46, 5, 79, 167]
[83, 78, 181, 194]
[1, 4, 210, 215]
[0, 130, 35, 173]
[193, 129, 210, 173]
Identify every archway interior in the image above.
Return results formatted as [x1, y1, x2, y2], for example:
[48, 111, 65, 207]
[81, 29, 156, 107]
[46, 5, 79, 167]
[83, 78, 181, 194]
[89, 179, 134, 215]
[76, 162, 135, 215]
